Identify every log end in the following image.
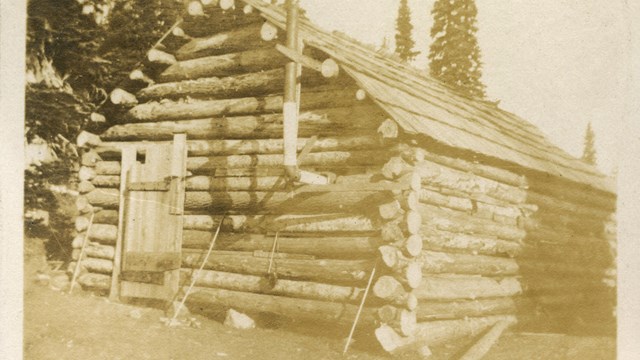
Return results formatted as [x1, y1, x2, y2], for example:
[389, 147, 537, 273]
[260, 22, 279, 41]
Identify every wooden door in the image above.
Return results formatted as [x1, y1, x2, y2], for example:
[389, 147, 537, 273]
[119, 135, 187, 301]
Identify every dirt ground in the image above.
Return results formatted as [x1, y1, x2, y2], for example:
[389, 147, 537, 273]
[24, 237, 616, 360]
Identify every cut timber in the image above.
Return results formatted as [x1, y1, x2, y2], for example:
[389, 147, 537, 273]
[377, 305, 418, 337]
[420, 251, 519, 276]
[73, 243, 115, 260]
[159, 47, 287, 82]
[260, 21, 279, 41]
[186, 150, 388, 171]
[76, 131, 102, 148]
[417, 188, 474, 212]
[102, 105, 385, 141]
[81, 150, 101, 167]
[79, 257, 113, 274]
[417, 297, 517, 321]
[418, 203, 526, 242]
[275, 44, 339, 78]
[147, 48, 177, 65]
[187, 0, 204, 16]
[78, 167, 96, 181]
[182, 190, 391, 214]
[184, 213, 378, 233]
[373, 276, 418, 310]
[182, 269, 364, 303]
[458, 319, 515, 360]
[86, 224, 117, 244]
[109, 88, 138, 106]
[186, 287, 377, 327]
[175, 23, 266, 60]
[421, 228, 522, 257]
[77, 273, 111, 291]
[415, 275, 522, 300]
[377, 119, 399, 139]
[379, 200, 402, 220]
[100, 134, 379, 157]
[181, 10, 263, 38]
[75, 196, 93, 213]
[182, 249, 373, 285]
[375, 315, 516, 354]
[183, 232, 382, 258]
[378, 246, 423, 289]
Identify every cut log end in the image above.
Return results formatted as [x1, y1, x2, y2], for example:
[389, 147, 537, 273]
[187, 1, 205, 16]
[355, 89, 366, 101]
[321, 58, 339, 78]
[219, 0, 234, 10]
[260, 22, 279, 41]
[405, 262, 422, 289]
[77, 131, 102, 148]
[379, 200, 402, 220]
[109, 88, 138, 106]
[378, 119, 399, 139]
[243, 4, 253, 14]
[147, 48, 177, 66]
[404, 234, 423, 257]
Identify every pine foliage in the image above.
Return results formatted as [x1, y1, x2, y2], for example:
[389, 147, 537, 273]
[395, 0, 419, 62]
[581, 122, 597, 166]
[428, 0, 486, 99]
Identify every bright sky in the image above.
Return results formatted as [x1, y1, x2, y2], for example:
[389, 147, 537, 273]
[299, 0, 631, 175]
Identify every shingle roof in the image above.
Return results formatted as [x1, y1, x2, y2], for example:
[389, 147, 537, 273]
[245, 0, 615, 194]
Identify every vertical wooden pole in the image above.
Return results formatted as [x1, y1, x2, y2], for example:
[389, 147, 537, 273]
[169, 133, 188, 298]
[109, 146, 136, 301]
[282, 0, 300, 177]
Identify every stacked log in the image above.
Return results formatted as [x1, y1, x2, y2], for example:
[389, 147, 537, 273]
[70, 4, 616, 355]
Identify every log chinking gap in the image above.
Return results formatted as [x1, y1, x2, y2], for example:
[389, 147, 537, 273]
[71, 0, 616, 356]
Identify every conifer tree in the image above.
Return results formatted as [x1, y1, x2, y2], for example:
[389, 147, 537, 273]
[428, 0, 486, 98]
[582, 122, 597, 166]
[395, 0, 419, 62]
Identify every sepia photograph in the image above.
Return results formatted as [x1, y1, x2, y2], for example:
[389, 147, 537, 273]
[2, 0, 640, 359]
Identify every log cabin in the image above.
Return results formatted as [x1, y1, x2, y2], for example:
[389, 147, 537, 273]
[70, 0, 617, 356]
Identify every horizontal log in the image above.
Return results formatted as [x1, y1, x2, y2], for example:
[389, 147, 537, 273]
[420, 251, 519, 276]
[84, 187, 391, 214]
[375, 315, 516, 354]
[406, 144, 528, 187]
[73, 243, 115, 260]
[175, 23, 267, 61]
[186, 287, 377, 327]
[527, 180, 615, 211]
[526, 190, 612, 221]
[99, 135, 380, 159]
[77, 273, 111, 291]
[83, 223, 117, 244]
[421, 228, 522, 257]
[127, 86, 362, 122]
[373, 276, 418, 310]
[183, 232, 382, 258]
[383, 157, 527, 205]
[376, 305, 417, 337]
[182, 249, 374, 285]
[414, 275, 522, 300]
[102, 105, 385, 141]
[160, 47, 287, 82]
[79, 257, 113, 274]
[417, 297, 517, 321]
[180, 8, 263, 38]
[183, 213, 379, 233]
[416, 188, 474, 212]
[182, 269, 364, 304]
[418, 203, 526, 242]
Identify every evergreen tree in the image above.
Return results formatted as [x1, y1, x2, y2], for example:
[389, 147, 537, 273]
[581, 122, 597, 166]
[428, 0, 486, 98]
[395, 0, 419, 62]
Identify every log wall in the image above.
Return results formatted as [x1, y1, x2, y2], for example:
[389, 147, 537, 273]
[72, 1, 616, 355]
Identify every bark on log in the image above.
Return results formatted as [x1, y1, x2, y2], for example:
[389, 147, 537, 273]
[73, 243, 115, 260]
[180, 9, 263, 38]
[93, 209, 119, 224]
[417, 188, 474, 212]
[84, 187, 392, 213]
[102, 105, 385, 141]
[420, 251, 519, 276]
[421, 228, 522, 257]
[419, 203, 526, 242]
[79, 257, 113, 274]
[160, 47, 286, 82]
[175, 23, 267, 61]
[182, 213, 379, 233]
[181, 269, 364, 303]
[182, 249, 374, 285]
[99, 135, 380, 159]
[182, 232, 382, 258]
[79, 223, 117, 244]
[414, 275, 522, 300]
[417, 297, 517, 321]
[377, 305, 417, 337]
[373, 276, 418, 310]
[127, 86, 361, 122]
[375, 315, 516, 354]
[77, 273, 111, 291]
[186, 286, 377, 327]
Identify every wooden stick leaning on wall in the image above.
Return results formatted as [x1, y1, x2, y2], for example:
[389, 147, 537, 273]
[170, 214, 225, 325]
[343, 264, 377, 355]
[69, 212, 96, 294]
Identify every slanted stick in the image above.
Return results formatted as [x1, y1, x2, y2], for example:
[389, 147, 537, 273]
[343, 265, 377, 355]
[69, 212, 95, 294]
